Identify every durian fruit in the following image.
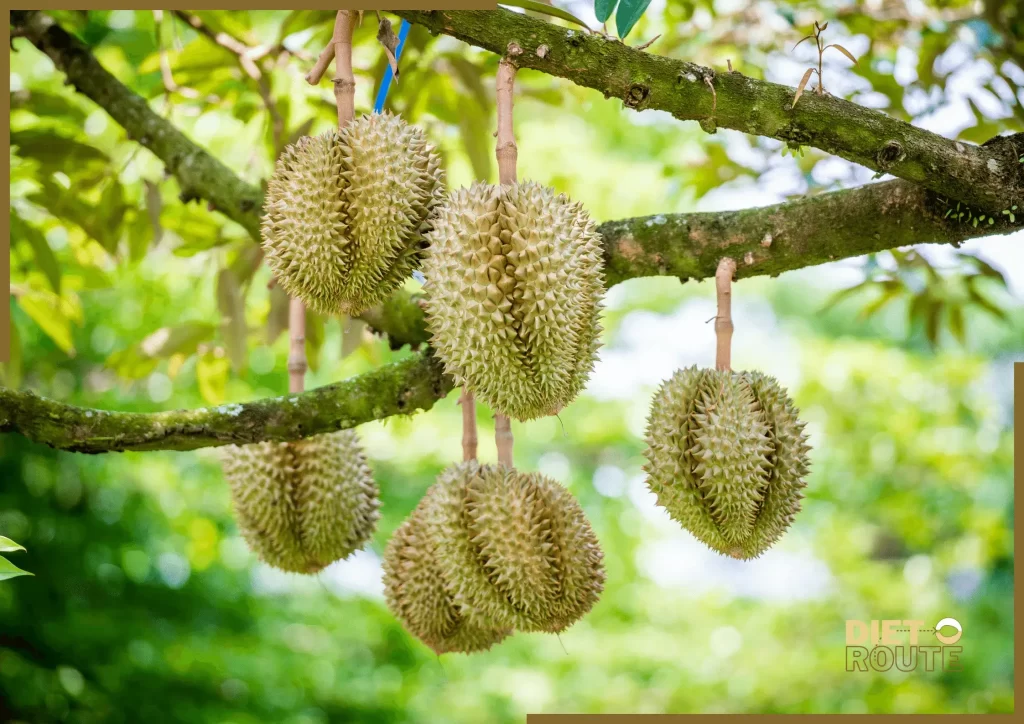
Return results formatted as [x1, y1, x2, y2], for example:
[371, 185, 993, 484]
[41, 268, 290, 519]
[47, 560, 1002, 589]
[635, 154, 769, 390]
[382, 498, 511, 655]
[424, 462, 605, 633]
[642, 366, 811, 560]
[422, 181, 605, 421]
[261, 111, 445, 316]
[221, 430, 380, 574]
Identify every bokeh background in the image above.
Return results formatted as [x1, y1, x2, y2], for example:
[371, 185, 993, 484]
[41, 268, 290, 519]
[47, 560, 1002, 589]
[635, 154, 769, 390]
[3, 2, 1020, 720]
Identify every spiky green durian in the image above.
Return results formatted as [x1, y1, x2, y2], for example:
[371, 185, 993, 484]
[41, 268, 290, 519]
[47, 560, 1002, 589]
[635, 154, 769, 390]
[382, 499, 511, 655]
[261, 111, 445, 316]
[642, 366, 811, 560]
[422, 181, 605, 421]
[423, 462, 605, 633]
[221, 430, 380, 574]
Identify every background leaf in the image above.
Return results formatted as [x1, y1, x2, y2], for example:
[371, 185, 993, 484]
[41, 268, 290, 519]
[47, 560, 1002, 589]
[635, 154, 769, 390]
[594, 0, 619, 24]
[615, 0, 654, 38]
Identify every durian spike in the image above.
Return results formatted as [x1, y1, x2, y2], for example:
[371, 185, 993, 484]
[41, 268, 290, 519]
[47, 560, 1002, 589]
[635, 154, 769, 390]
[459, 388, 478, 462]
[714, 257, 737, 371]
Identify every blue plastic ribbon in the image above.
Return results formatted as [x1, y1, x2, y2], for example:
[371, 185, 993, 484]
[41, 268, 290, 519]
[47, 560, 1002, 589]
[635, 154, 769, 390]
[373, 19, 411, 113]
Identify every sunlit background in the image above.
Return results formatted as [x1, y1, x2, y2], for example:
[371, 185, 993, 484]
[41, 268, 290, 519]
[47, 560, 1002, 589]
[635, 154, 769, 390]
[3, 2, 1019, 720]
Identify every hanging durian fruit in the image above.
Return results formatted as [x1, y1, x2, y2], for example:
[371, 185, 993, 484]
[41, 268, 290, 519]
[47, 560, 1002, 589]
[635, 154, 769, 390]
[421, 181, 605, 422]
[641, 259, 811, 560]
[221, 430, 380, 574]
[261, 111, 445, 316]
[423, 462, 604, 634]
[382, 496, 511, 655]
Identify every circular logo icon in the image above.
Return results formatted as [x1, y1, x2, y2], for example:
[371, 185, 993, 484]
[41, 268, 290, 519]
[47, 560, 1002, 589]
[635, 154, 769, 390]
[935, 617, 962, 645]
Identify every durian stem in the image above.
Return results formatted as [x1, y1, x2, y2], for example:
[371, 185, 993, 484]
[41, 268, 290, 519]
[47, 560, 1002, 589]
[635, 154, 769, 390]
[495, 414, 514, 468]
[493, 53, 518, 468]
[714, 257, 737, 371]
[332, 10, 356, 130]
[459, 389, 478, 462]
[288, 297, 307, 394]
[495, 57, 518, 185]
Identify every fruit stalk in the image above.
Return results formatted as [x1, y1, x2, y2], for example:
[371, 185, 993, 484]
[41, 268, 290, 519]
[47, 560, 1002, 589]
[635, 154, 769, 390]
[288, 11, 357, 394]
[460, 389, 478, 462]
[287, 296, 307, 393]
[494, 54, 518, 468]
[714, 257, 737, 371]
[331, 10, 356, 130]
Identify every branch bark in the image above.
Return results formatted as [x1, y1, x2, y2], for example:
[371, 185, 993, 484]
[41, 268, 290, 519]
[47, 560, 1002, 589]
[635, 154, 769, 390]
[395, 8, 1024, 214]
[5, 9, 1023, 454]
[0, 353, 453, 454]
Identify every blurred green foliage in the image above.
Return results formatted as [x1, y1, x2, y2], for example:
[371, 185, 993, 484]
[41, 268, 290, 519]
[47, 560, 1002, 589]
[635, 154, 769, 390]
[2, 3, 1020, 720]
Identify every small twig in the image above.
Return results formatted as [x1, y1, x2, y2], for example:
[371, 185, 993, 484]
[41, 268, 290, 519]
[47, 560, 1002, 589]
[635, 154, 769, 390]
[459, 389, 478, 462]
[714, 258, 736, 371]
[634, 34, 661, 51]
[704, 74, 717, 115]
[306, 43, 335, 85]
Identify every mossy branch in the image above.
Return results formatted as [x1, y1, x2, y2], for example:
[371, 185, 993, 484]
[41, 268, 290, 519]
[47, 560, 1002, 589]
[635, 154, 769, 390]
[5, 10, 1022, 454]
[0, 353, 453, 454]
[395, 8, 1024, 213]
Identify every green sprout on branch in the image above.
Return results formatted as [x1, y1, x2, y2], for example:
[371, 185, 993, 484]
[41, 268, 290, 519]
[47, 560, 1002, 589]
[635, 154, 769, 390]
[792, 20, 858, 108]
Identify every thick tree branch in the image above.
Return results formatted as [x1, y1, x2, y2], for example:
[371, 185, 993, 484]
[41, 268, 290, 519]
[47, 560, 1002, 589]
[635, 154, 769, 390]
[5, 9, 1021, 455]
[395, 8, 1024, 213]
[0, 353, 453, 454]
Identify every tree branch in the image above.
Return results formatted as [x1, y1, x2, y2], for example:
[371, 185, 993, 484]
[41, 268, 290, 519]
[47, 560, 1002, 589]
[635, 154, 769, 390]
[0, 353, 453, 454]
[395, 8, 1024, 213]
[6, 10, 1021, 455]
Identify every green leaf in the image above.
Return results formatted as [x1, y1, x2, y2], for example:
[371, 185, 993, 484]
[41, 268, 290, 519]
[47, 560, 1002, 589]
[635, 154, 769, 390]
[857, 282, 902, 321]
[16, 289, 75, 355]
[127, 210, 154, 264]
[305, 309, 325, 374]
[0, 555, 33, 581]
[10, 90, 88, 124]
[947, 303, 965, 344]
[615, 0, 654, 38]
[265, 285, 290, 346]
[196, 352, 230, 405]
[0, 536, 26, 553]
[97, 180, 127, 254]
[500, 1, 592, 30]
[216, 267, 248, 373]
[10, 130, 109, 174]
[29, 178, 122, 254]
[458, 100, 494, 182]
[925, 300, 943, 347]
[965, 278, 1008, 322]
[106, 322, 217, 379]
[821, 279, 872, 312]
[594, 0, 619, 24]
[11, 210, 61, 295]
[1, 321, 23, 389]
